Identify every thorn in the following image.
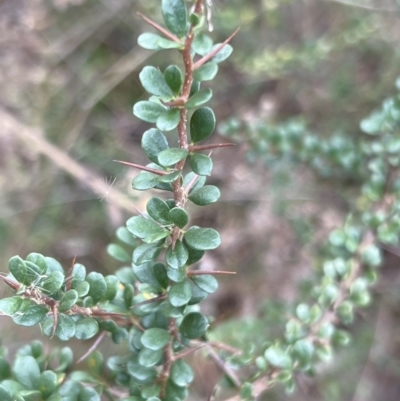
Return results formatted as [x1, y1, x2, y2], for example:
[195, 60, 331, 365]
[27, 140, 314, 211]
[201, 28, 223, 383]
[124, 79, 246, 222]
[114, 160, 168, 175]
[189, 143, 236, 152]
[193, 28, 240, 69]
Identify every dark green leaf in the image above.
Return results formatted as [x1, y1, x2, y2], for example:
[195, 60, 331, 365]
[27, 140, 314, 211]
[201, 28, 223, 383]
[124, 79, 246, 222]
[0, 358, 11, 380]
[167, 265, 186, 283]
[133, 101, 166, 123]
[138, 347, 163, 367]
[171, 359, 194, 387]
[133, 264, 163, 290]
[86, 272, 107, 303]
[161, 0, 188, 37]
[191, 275, 218, 293]
[156, 109, 180, 132]
[264, 346, 292, 369]
[13, 356, 40, 390]
[75, 318, 99, 340]
[210, 44, 233, 63]
[188, 185, 220, 206]
[186, 247, 204, 265]
[133, 243, 162, 265]
[190, 107, 216, 143]
[104, 275, 119, 301]
[158, 148, 188, 167]
[38, 371, 58, 399]
[153, 263, 169, 289]
[13, 305, 48, 327]
[107, 244, 131, 263]
[164, 65, 183, 94]
[0, 297, 23, 315]
[188, 283, 207, 305]
[138, 33, 183, 50]
[116, 227, 136, 247]
[41, 271, 65, 294]
[168, 280, 192, 307]
[127, 216, 169, 243]
[59, 290, 79, 312]
[179, 312, 208, 339]
[184, 227, 221, 250]
[147, 197, 171, 225]
[142, 129, 169, 164]
[132, 172, 159, 191]
[183, 172, 206, 193]
[190, 153, 213, 176]
[168, 207, 189, 228]
[186, 89, 212, 109]
[26, 253, 47, 275]
[190, 80, 200, 97]
[193, 63, 218, 81]
[139, 66, 173, 99]
[166, 242, 189, 269]
[192, 33, 213, 56]
[141, 328, 171, 351]
[157, 170, 182, 183]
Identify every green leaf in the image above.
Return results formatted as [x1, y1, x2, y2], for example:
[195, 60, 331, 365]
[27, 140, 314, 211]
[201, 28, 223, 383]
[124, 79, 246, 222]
[169, 280, 192, 307]
[107, 244, 131, 263]
[86, 272, 107, 303]
[188, 283, 207, 304]
[147, 197, 171, 225]
[132, 172, 159, 191]
[75, 318, 99, 340]
[38, 370, 58, 399]
[133, 101, 166, 123]
[139, 66, 174, 100]
[116, 227, 136, 247]
[190, 107, 216, 143]
[138, 347, 163, 367]
[186, 247, 204, 265]
[164, 65, 183, 94]
[191, 275, 218, 293]
[264, 346, 292, 369]
[104, 275, 119, 301]
[240, 383, 253, 400]
[133, 263, 163, 291]
[59, 290, 79, 312]
[183, 172, 206, 193]
[154, 263, 169, 289]
[184, 227, 221, 250]
[161, 0, 188, 38]
[158, 148, 188, 167]
[142, 129, 169, 164]
[8, 256, 32, 286]
[41, 271, 65, 294]
[157, 170, 182, 183]
[79, 387, 101, 401]
[171, 360, 194, 387]
[75, 281, 90, 297]
[293, 339, 314, 364]
[192, 33, 213, 56]
[133, 243, 162, 265]
[127, 358, 157, 385]
[190, 153, 213, 176]
[0, 358, 11, 380]
[186, 89, 213, 109]
[156, 109, 180, 132]
[210, 44, 233, 63]
[44, 257, 64, 275]
[13, 356, 40, 390]
[168, 207, 189, 228]
[166, 242, 189, 269]
[0, 297, 23, 315]
[42, 314, 76, 341]
[71, 263, 86, 287]
[179, 312, 209, 339]
[138, 33, 183, 50]
[167, 265, 186, 283]
[193, 63, 218, 82]
[127, 216, 169, 243]
[188, 185, 220, 206]
[141, 328, 171, 351]
[13, 305, 48, 327]
[0, 380, 25, 397]
[86, 351, 104, 376]
[0, 386, 11, 401]
[26, 253, 47, 275]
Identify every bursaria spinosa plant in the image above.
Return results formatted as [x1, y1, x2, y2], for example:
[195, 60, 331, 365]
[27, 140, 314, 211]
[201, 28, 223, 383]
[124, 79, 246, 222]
[0, 0, 399, 400]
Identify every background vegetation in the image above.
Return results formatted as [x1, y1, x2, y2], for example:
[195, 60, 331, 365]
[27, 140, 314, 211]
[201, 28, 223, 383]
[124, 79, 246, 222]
[1, 0, 400, 400]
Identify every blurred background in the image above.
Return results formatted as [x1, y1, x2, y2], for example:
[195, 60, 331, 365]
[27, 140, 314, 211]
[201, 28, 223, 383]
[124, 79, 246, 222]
[1, 0, 400, 400]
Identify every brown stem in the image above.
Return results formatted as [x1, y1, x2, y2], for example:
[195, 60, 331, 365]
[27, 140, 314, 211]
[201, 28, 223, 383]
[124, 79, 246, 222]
[114, 160, 168, 175]
[187, 270, 236, 276]
[189, 143, 237, 152]
[76, 331, 107, 363]
[160, 319, 176, 398]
